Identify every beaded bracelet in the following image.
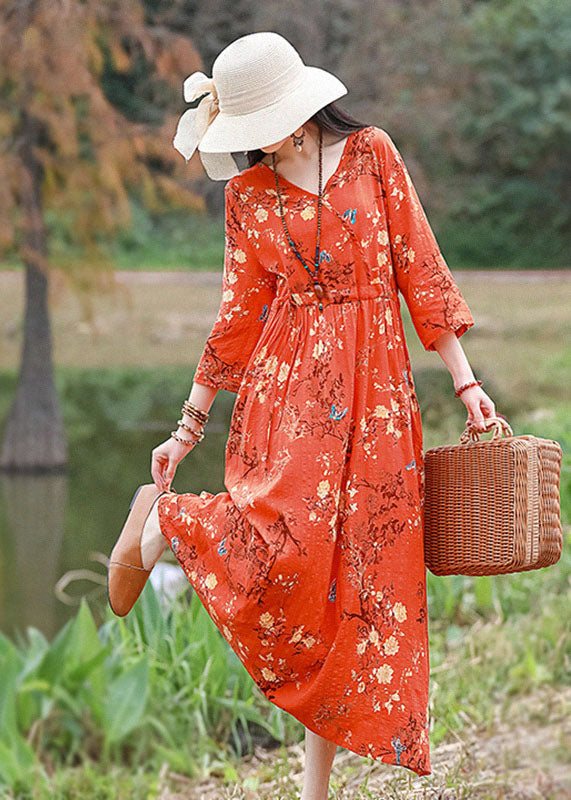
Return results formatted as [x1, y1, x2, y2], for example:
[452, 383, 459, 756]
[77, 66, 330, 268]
[182, 399, 208, 424]
[177, 418, 203, 435]
[454, 379, 482, 398]
[183, 398, 208, 414]
[181, 410, 207, 430]
[170, 430, 194, 446]
[171, 429, 205, 446]
[171, 399, 208, 449]
[182, 411, 206, 428]
[182, 406, 208, 424]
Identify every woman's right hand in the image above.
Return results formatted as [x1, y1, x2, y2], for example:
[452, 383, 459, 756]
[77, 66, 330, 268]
[151, 436, 196, 493]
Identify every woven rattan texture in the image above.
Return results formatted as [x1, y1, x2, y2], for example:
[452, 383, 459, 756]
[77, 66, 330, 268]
[423, 433, 563, 576]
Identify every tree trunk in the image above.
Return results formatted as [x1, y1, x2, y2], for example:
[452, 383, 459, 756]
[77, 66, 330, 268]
[0, 112, 67, 471]
[0, 471, 68, 637]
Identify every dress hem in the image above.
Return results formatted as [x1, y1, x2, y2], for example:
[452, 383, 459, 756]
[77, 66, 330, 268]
[156, 493, 432, 779]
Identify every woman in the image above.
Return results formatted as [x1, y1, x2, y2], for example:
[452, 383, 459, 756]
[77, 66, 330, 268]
[108, 31, 496, 799]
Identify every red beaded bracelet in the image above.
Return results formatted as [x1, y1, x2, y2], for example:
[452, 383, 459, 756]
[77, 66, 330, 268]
[454, 379, 482, 398]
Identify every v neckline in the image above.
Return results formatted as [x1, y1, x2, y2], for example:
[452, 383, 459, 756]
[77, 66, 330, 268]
[258, 129, 356, 198]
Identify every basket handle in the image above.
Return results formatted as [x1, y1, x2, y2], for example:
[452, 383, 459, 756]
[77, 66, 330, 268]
[459, 415, 514, 444]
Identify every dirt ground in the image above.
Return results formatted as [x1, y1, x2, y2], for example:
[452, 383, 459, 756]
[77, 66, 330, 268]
[0, 268, 569, 798]
[154, 686, 570, 799]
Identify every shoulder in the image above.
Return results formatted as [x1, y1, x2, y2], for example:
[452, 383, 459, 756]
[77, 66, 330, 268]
[223, 168, 265, 230]
[358, 125, 398, 157]
[357, 126, 406, 181]
[225, 174, 242, 198]
[224, 172, 254, 215]
[225, 162, 263, 197]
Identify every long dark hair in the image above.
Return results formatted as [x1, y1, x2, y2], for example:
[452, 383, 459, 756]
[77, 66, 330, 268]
[244, 101, 371, 168]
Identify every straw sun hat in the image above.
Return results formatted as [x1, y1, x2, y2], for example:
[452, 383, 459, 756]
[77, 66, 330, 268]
[173, 31, 348, 180]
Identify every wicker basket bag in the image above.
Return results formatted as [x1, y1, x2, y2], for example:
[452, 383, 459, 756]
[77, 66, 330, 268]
[423, 415, 563, 576]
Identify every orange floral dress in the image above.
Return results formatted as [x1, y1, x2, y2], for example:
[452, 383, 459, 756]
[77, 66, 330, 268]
[157, 125, 474, 776]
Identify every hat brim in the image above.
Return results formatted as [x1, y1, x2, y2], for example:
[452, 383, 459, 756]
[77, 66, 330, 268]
[197, 66, 348, 153]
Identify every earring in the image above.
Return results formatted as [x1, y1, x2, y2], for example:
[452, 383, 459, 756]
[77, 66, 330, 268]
[291, 129, 305, 152]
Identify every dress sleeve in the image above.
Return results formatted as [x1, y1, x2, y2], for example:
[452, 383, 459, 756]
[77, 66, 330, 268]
[192, 179, 278, 393]
[374, 128, 475, 351]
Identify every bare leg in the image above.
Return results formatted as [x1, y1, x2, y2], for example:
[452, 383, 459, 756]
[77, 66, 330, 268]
[300, 726, 337, 800]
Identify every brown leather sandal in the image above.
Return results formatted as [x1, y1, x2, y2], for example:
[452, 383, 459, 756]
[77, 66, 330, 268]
[107, 483, 168, 617]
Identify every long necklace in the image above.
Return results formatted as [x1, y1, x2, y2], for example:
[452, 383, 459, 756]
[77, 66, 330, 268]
[271, 127, 326, 312]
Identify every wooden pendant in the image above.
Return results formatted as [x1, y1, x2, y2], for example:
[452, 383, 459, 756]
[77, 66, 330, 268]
[313, 282, 325, 299]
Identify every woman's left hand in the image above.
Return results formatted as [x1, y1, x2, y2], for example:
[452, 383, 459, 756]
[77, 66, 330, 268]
[458, 385, 497, 432]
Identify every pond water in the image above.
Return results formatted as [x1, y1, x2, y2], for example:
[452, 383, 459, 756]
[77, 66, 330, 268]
[0, 364, 471, 642]
[0, 368, 236, 640]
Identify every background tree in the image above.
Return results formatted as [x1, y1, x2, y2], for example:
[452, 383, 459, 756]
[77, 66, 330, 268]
[153, 0, 569, 266]
[0, 0, 203, 470]
[444, 0, 571, 267]
[1, 0, 567, 469]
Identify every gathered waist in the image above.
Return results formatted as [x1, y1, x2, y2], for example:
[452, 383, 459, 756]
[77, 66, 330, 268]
[271, 282, 396, 309]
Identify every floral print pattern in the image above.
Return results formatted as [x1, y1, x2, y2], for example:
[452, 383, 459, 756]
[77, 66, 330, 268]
[157, 125, 475, 777]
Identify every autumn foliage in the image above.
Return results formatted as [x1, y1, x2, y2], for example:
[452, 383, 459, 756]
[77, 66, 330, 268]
[0, 0, 207, 470]
[0, 0, 203, 282]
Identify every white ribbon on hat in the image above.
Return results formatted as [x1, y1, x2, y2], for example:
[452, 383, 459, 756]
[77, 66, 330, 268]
[173, 71, 240, 181]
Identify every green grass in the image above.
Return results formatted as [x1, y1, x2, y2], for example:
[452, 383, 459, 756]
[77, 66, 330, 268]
[0, 407, 568, 798]
[0, 268, 569, 797]
[105, 202, 226, 271]
[0, 196, 568, 273]
[0, 528, 568, 798]
[1, 201, 227, 273]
